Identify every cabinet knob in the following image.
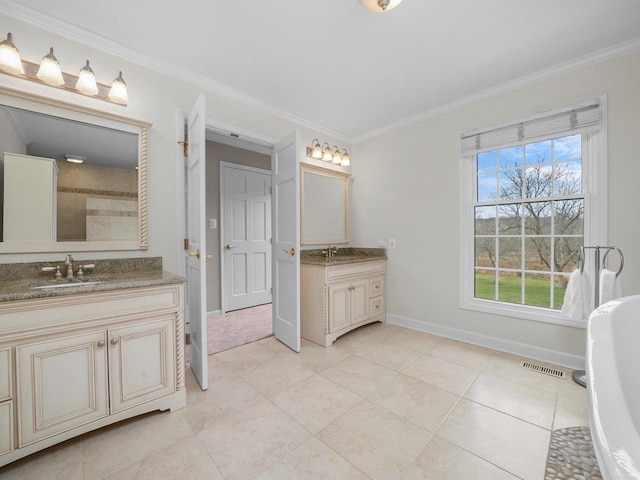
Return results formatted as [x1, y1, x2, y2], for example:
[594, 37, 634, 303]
[110, 337, 119, 345]
[96, 340, 105, 347]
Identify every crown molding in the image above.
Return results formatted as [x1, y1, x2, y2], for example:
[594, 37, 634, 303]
[0, 0, 351, 143]
[352, 36, 640, 143]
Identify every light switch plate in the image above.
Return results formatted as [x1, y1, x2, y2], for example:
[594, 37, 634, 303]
[209, 218, 217, 229]
[388, 239, 397, 250]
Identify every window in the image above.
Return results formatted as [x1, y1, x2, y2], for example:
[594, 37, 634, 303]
[459, 97, 607, 326]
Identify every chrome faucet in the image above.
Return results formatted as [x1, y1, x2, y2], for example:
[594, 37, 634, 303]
[322, 246, 339, 261]
[64, 254, 74, 279]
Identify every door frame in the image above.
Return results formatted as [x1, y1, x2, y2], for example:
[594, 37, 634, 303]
[219, 161, 272, 314]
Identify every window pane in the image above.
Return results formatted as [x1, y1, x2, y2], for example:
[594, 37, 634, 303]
[525, 164, 553, 198]
[498, 204, 521, 234]
[525, 140, 552, 165]
[524, 273, 551, 307]
[498, 146, 523, 169]
[475, 206, 496, 234]
[553, 274, 569, 309]
[524, 201, 551, 235]
[477, 173, 497, 202]
[555, 160, 582, 195]
[498, 271, 521, 304]
[554, 134, 581, 161]
[477, 151, 496, 173]
[475, 237, 496, 267]
[475, 269, 495, 300]
[555, 200, 584, 235]
[554, 237, 583, 272]
[499, 170, 522, 200]
[498, 238, 521, 269]
[525, 237, 550, 271]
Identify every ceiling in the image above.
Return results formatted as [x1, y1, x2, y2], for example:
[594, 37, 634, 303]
[4, 0, 640, 141]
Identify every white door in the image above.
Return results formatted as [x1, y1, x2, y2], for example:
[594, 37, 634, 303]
[221, 163, 272, 312]
[272, 131, 300, 352]
[186, 94, 208, 390]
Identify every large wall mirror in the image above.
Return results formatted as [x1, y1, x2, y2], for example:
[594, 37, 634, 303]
[301, 163, 350, 245]
[0, 86, 150, 253]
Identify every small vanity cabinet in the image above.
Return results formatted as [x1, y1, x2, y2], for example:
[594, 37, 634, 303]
[0, 281, 186, 467]
[301, 251, 386, 347]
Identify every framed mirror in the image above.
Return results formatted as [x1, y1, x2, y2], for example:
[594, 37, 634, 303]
[301, 163, 350, 245]
[0, 86, 150, 253]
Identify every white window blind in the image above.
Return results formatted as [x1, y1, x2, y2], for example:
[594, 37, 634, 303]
[461, 99, 601, 154]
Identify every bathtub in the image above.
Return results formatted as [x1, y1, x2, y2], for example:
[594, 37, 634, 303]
[587, 295, 640, 479]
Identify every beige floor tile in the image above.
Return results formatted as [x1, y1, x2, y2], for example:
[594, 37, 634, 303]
[482, 353, 561, 394]
[401, 436, 519, 480]
[320, 355, 398, 397]
[386, 329, 443, 355]
[438, 399, 550, 480]
[368, 373, 460, 433]
[239, 355, 316, 397]
[287, 339, 353, 372]
[557, 376, 588, 403]
[402, 355, 480, 395]
[271, 374, 362, 434]
[82, 411, 195, 479]
[102, 436, 224, 480]
[0, 439, 83, 480]
[430, 338, 498, 369]
[332, 322, 402, 354]
[197, 399, 311, 480]
[553, 394, 590, 430]
[465, 372, 557, 428]
[182, 374, 266, 434]
[319, 400, 432, 480]
[214, 341, 279, 372]
[357, 341, 423, 372]
[256, 437, 369, 480]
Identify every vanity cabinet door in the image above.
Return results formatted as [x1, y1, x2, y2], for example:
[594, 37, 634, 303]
[108, 316, 176, 414]
[0, 402, 13, 456]
[328, 282, 351, 332]
[16, 331, 109, 447]
[350, 279, 370, 325]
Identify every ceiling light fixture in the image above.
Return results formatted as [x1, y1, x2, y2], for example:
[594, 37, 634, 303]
[0, 31, 129, 106]
[0, 33, 25, 75]
[306, 140, 352, 167]
[359, 0, 404, 13]
[64, 154, 86, 164]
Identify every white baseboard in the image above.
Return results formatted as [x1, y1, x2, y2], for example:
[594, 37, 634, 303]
[387, 314, 585, 370]
[207, 310, 222, 318]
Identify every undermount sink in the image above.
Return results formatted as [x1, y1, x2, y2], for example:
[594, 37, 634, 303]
[31, 281, 103, 290]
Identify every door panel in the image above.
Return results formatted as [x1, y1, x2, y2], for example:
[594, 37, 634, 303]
[351, 279, 370, 324]
[328, 282, 350, 332]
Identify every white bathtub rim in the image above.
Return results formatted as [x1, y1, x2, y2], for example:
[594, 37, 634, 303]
[587, 295, 640, 480]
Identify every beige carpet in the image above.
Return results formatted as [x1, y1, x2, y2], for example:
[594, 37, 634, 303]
[207, 303, 273, 354]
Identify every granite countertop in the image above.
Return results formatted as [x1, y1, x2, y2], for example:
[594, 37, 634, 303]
[0, 257, 185, 303]
[300, 247, 387, 266]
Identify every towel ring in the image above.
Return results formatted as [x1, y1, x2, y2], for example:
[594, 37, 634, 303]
[602, 246, 624, 277]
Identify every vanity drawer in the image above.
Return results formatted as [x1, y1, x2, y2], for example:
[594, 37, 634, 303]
[0, 401, 14, 456]
[370, 297, 385, 317]
[326, 260, 385, 282]
[369, 277, 384, 298]
[0, 349, 11, 402]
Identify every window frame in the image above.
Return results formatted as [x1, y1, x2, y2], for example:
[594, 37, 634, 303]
[458, 96, 607, 328]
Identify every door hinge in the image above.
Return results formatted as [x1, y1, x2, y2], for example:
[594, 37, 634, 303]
[185, 333, 191, 345]
[178, 140, 189, 157]
[184, 238, 190, 251]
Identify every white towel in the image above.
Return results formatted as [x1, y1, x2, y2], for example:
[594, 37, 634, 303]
[599, 268, 623, 305]
[561, 269, 592, 320]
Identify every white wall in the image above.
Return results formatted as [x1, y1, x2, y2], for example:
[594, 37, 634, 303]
[351, 52, 640, 366]
[0, 13, 349, 271]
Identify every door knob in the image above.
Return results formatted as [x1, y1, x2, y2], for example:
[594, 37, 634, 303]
[96, 340, 105, 347]
[225, 244, 233, 250]
[110, 337, 119, 345]
[187, 249, 213, 259]
[283, 247, 295, 256]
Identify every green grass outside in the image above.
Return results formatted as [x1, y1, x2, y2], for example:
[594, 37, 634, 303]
[475, 272, 566, 309]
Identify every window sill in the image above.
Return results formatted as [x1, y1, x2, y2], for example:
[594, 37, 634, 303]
[459, 297, 587, 329]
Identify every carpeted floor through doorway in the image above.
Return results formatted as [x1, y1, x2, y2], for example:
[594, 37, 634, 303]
[207, 303, 273, 354]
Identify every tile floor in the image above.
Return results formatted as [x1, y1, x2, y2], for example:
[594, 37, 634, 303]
[0, 322, 590, 480]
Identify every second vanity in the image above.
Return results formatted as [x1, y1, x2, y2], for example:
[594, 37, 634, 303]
[300, 248, 387, 347]
[0, 258, 186, 467]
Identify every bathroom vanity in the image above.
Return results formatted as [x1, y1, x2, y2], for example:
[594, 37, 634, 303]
[0, 259, 186, 467]
[300, 248, 386, 347]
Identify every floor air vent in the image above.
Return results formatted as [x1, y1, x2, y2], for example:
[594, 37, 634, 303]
[521, 361, 566, 379]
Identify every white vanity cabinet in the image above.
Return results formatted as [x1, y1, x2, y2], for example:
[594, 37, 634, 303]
[301, 259, 386, 347]
[0, 283, 186, 467]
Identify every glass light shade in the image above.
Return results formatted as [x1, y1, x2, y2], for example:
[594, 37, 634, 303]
[322, 143, 333, 162]
[64, 154, 85, 164]
[36, 47, 64, 86]
[108, 71, 128, 105]
[340, 150, 350, 167]
[76, 60, 98, 96]
[359, 0, 403, 13]
[310, 139, 323, 159]
[332, 146, 342, 164]
[0, 33, 24, 75]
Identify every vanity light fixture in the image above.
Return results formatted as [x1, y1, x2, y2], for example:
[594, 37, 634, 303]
[64, 154, 86, 164]
[305, 139, 351, 167]
[359, 0, 404, 12]
[0, 32, 129, 106]
[76, 60, 98, 96]
[0, 33, 25, 75]
[36, 47, 65, 86]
